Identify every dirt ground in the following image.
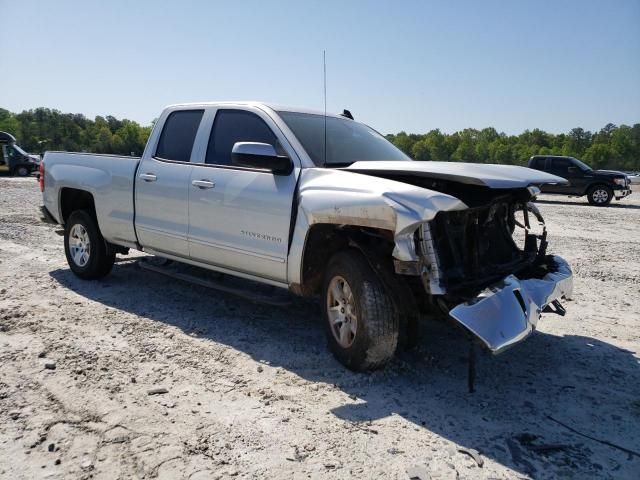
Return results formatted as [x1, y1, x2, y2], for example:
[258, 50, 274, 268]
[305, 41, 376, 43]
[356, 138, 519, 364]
[1, 175, 639, 480]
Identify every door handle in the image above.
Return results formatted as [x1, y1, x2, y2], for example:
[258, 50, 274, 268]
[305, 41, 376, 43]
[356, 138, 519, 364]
[192, 179, 215, 189]
[139, 173, 157, 182]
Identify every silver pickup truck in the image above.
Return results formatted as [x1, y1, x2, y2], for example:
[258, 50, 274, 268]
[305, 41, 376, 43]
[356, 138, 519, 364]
[40, 102, 573, 372]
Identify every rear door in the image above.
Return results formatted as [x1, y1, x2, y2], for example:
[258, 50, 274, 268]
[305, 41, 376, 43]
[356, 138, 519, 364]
[135, 109, 204, 258]
[187, 107, 299, 283]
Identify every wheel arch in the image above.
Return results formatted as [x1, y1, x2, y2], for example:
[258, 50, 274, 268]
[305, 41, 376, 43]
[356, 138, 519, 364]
[292, 224, 396, 297]
[59, 188, 97, 224]
[584, 181, 612, 196]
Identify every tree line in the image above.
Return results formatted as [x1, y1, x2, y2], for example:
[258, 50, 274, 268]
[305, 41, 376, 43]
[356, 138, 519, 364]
[387, 124, 640, 171]
[1, 107, 638, 171]
[0, 107, 152, 157]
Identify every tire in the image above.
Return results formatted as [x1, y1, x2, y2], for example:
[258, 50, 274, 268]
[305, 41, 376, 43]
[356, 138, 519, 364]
[587, 185, 613, 206]
[13, 165, 30, 177]
[322, 250, 399, 371]
[64, 210, 115, 279]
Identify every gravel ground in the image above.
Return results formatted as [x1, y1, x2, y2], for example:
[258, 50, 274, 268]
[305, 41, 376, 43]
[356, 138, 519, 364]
[1, 175, 639, 479]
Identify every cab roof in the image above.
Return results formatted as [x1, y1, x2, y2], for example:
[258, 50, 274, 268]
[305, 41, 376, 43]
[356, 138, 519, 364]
[164, 101, 347, 119]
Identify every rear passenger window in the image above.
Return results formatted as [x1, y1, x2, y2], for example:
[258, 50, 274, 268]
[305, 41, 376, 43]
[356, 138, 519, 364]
[206, 110, 277, 166]
[155, 110, 204, 162]
[531, 157, 544, 169]
[551, 158, 571, 172]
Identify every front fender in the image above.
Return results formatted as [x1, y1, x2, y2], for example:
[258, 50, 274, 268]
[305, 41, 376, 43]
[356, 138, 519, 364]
[286, 168, 468, 285]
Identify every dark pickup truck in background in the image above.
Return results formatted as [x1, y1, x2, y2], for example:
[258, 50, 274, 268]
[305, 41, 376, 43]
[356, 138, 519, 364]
[528, 155, 632, 206]
[0, 131, 41, 176]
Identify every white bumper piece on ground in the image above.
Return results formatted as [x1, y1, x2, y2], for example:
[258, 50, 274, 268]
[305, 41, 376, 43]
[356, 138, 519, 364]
[449, 256, 573, 353]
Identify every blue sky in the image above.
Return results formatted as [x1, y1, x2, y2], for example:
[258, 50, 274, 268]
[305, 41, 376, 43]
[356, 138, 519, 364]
[1, 0, 638, 134]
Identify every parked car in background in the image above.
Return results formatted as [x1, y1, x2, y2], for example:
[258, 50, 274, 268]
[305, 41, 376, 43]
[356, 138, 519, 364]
[626, 172, 640, 186]
[0, 131, 41, 176]
[528, 155, 632, 206]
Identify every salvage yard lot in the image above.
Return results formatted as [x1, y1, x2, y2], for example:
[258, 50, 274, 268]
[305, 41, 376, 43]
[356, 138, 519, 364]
[1, 176, 639, 479]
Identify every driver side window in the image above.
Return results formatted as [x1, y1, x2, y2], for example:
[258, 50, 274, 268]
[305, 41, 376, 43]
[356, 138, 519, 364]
[205, 110, 279, 166]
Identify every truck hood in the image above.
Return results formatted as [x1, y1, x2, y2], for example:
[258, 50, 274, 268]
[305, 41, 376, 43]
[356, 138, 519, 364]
[344, 161, 568, 188]
[591, 169, 627, 178]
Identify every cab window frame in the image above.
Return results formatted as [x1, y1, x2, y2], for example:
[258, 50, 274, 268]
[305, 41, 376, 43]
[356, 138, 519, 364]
[204, 109, 282, 168]
[153, 109, 205, 163]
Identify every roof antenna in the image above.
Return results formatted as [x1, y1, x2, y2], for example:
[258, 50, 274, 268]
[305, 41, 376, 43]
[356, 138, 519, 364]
[323, 50, 327, 167]
[340, 109, 354, 120]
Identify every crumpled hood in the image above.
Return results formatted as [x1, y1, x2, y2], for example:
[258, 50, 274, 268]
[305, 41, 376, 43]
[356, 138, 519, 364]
[297, 168, 467, 235]
[344, 161, 568, 189]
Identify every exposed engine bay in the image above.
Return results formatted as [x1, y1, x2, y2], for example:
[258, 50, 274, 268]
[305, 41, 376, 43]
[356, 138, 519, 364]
[369, 173, 551, 297]
[423, 193, 549, 299]
[355, 171, 573, 355]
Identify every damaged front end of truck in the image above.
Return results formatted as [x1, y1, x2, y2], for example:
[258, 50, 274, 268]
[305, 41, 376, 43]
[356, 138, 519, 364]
[340, 162, 574, 357]
[418, 189, 573, 354]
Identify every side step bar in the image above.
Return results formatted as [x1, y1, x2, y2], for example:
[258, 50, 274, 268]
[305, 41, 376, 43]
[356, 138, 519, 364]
[138, 258, 291, 307]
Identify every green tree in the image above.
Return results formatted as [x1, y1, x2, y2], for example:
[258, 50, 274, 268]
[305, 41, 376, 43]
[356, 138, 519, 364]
[411, 139, 432, 161]
[583, 143, 617, 170]
[0, 106, 638, 171]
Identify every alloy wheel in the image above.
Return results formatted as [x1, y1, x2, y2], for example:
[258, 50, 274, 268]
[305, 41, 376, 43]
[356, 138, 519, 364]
[69, 224, 91, 267]
[326, 275, 358, 348]
[592, 188, 609, 204]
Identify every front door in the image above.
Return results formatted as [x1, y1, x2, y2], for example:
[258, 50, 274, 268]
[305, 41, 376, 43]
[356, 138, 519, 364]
[135, 109, 204, 258]
[545, 157, 575, 193]
[188, 108, 299, 283]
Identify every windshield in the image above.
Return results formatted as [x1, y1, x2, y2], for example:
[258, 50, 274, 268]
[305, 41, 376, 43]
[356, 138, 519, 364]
[572, 157, 592, 171]
[13, 144, 28, 156]
[278, 111, 410, 166]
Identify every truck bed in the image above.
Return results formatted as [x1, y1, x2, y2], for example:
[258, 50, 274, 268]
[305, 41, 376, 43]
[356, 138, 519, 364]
[42, 152, 140, 248]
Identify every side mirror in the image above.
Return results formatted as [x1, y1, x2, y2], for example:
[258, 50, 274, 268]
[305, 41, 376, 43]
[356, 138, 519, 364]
[231, 142, 292, 175]
[567, 166, 577, 174]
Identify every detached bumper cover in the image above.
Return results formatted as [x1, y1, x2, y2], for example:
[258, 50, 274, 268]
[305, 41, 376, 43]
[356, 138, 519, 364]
[449, 256, 573, 353]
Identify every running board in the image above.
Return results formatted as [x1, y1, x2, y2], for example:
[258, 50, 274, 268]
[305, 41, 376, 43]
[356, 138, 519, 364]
[137, 258, 291, 307]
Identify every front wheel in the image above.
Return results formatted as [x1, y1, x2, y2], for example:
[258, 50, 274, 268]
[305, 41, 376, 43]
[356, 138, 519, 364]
[64, 210, 115, 279]
[13, 165, 30, 177]
[322, 250, 399, 371]
[587, 185, 613, 206]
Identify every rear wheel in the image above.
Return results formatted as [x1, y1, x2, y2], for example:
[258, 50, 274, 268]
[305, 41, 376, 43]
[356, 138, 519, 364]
[64, 210, 115, 279]
[587, 185, 613, 206]
[322, 250, 399, 371]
